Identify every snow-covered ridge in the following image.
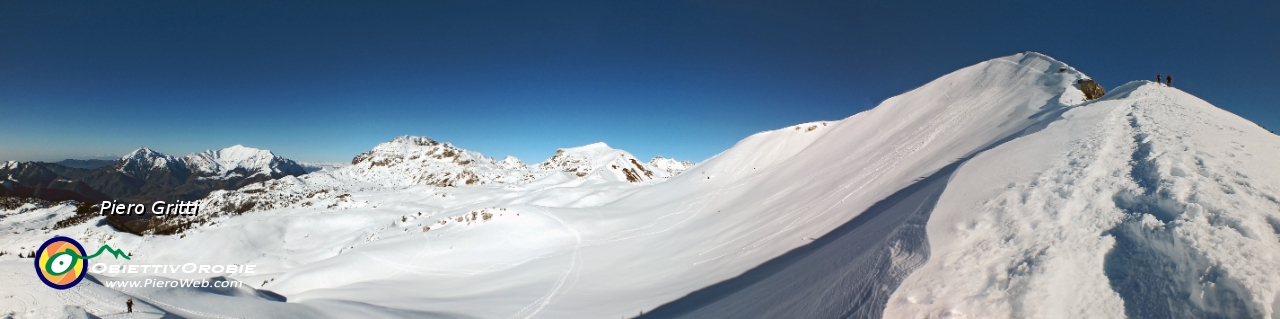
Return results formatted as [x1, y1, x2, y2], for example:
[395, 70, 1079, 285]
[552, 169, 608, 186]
[116, 145, 305, 179]
[885, 80, 1280, 318]
[185, 145, 306, 179]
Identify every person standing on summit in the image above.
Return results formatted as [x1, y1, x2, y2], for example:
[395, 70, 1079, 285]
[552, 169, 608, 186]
[1167, 74, 1173, 87]
[1157, 74, 1163, 85]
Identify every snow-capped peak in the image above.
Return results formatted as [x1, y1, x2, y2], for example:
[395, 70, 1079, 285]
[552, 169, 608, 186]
[184, 145, 306, 178]
[567, 142, 612, 152]
[539, 144, 610, 176]
[537, 142, 669, 183]
[387, 135, 441, 149]
[352, 135, 489, 167]
[214, 145, 271, 160]
[110, 145, 307, 179]
[648, 156, 696, 175]
[496, 156, 527, 170]
[122, 146, 168, 162]
[118, 146, 179, 176]
[345, 136, 531, 187]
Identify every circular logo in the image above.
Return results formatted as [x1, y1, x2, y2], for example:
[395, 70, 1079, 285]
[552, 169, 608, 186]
[35, 236, 88, 289]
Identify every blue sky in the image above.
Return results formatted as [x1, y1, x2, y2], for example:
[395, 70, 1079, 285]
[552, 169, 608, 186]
[2, 1, 1277, 163]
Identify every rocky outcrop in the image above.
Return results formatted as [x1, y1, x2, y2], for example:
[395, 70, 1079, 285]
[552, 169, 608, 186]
[1078, 79, 1106, 100]
[346, 135, 539, 187]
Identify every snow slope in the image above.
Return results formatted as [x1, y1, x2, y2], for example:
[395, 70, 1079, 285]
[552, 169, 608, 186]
[636, 52, 1092, 318]
[885, 81, 1280, 318]
[2, 52, 1277, 319]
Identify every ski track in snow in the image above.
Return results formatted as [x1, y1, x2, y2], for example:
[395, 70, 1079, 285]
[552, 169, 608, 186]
[114, 286, 241, 319]
[508, 206, 582, 319]
[887, 83, 1280, 318]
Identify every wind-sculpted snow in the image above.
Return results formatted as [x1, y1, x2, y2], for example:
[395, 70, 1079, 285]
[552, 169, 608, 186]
[639, 52, 1096, 319]
[642, 159, 961, 319]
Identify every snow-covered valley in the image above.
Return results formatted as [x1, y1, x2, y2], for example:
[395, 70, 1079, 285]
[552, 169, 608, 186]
[2, 52, 1278, 319]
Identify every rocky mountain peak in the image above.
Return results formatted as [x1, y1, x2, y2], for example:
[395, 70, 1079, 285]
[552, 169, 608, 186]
[119, 147, 180, 177]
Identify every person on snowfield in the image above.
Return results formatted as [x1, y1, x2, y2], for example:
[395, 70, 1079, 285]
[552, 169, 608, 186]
[1157, 74, 1162, 85]
[127, 298, 133, 313]
[1167, 74, 1173, 87]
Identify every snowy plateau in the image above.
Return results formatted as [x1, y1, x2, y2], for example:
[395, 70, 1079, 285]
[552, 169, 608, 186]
[2, 52, 1279, 319]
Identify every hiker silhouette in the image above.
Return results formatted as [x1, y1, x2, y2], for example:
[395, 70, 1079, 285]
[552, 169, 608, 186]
[1166, 74, 1173, 87]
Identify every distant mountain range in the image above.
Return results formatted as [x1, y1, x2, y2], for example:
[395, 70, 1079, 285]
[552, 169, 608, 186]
[3, 139, 696, 235]
[199, 136, 697, 218]
[0, 145, 307, 204]
[344, 136, 693, 187]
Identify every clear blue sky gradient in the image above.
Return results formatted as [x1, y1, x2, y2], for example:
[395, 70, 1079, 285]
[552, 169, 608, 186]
[2, 1, 1277, 163]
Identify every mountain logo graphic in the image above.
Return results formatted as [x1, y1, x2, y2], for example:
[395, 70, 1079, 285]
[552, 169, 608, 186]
[34, 236, 130, 289]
